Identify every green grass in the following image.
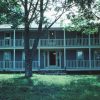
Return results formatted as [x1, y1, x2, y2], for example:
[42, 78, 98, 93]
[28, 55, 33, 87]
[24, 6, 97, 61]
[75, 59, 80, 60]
[0, 74, 100, 100]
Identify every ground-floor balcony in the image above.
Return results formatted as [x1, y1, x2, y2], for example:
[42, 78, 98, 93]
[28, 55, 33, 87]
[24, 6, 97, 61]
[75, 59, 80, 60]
[0, 61, 39, 71]
[66, 60, 100, 70]
[0, 60, 100, 71]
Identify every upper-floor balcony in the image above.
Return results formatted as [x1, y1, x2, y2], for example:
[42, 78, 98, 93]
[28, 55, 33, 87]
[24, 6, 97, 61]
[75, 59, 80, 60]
[39, 39, 64, 48]
[66, 38, 100, 47]
[0, 38, 100, 49]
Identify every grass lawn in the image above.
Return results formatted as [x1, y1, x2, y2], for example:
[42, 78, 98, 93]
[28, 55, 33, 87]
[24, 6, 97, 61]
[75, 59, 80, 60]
[0, 74, 100, 100]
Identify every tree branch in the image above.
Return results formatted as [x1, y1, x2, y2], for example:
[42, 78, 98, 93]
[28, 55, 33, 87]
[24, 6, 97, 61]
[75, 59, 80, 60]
[28, 0, 39, 24]
[92, 12, 100, 20]
[43, 0, 49, 12]
[28, 0, 34, 16]
[20, 0, 25, 7]
[47, 3, 75, 29]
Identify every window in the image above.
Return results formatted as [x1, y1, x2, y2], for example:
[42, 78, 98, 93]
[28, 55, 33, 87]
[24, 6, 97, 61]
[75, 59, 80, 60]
[76, 51, 84, 60]
[4, 52, 11, 60]
[5, 33, 11, 46]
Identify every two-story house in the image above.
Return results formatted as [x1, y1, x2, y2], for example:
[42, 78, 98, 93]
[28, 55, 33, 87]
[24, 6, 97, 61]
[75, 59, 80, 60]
[0, 24, 100, 71]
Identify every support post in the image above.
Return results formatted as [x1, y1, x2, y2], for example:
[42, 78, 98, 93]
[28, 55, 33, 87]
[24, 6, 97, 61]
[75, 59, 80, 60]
[38, 49, 40, 69]
[89, 34, 91, 69]
[63, 28, 66, 68]
[44, 51, 46, 68]
[13, 29, 15, 70]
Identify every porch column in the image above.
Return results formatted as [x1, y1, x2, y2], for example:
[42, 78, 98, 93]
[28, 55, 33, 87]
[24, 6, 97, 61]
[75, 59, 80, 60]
[13, 29, 16, 70]
[63, 28, 66, 68]
[44, 51, 46, 68]
[47, 51, 49, 67]
[38, 49, 40, 69]
[89, 34, 91, 69]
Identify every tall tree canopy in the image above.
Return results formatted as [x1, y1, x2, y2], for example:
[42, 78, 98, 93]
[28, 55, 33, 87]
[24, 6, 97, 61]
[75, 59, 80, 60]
[65, 0, 100, 34]
[0, 0, 23, 28]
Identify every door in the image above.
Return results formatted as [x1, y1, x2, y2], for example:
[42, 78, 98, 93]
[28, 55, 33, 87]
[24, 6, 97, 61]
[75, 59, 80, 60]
[49, 51, 56, 65]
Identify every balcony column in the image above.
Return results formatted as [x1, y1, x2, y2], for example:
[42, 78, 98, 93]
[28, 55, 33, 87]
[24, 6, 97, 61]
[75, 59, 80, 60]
[63, 28, 66, 68]
[43, 51, 46, 68]
[38, 49, 40, 69]
[13, 29, 16, 70]
[89, 34, 91, 69]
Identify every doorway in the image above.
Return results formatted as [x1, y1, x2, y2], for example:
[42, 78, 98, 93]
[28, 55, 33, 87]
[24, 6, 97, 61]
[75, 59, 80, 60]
[49, 51, 56, 65]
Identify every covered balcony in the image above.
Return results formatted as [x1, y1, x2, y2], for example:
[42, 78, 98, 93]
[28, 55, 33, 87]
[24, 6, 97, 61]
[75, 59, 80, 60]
[66, 38, 89, 47]
[65, 60, 100, 70]
[0, 61, 39, 71]
[0, 38, 100, 49]
[39, 39, 64, 48]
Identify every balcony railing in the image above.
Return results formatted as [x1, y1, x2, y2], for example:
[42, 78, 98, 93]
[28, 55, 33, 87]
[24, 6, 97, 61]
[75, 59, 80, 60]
[0, 38, 100, 48]
[0, 39, 13, 47]
[39, 39, 64, 47]
[15, 39, 24, 47]
[91, 38, 100, 46]
[66, 38, 89, 46]
[66, 60, 100, 70]
[0, 61, 39, 71]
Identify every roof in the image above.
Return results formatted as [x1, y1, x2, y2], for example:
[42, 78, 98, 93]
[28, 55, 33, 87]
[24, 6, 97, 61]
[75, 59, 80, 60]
[0, 21, 64, 29]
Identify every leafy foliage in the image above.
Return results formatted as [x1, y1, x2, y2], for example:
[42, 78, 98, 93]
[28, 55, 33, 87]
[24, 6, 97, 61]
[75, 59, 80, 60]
[0, 0, 23, 28]
[65, 0, 100, 34]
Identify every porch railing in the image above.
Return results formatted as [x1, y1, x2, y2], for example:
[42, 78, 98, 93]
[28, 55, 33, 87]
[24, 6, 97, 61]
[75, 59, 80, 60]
[66, 60, 90, 69]
[39, 39, 64, 47]
[91, 60, 100, 69]
[0, 61, 13, 70]
[66, 60, 100, 69]
[0, 61, 39, 71]
[32, 61, 39, 70]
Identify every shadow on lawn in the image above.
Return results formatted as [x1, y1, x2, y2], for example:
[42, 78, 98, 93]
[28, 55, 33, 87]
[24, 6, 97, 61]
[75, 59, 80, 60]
[0, 75, 100, 100]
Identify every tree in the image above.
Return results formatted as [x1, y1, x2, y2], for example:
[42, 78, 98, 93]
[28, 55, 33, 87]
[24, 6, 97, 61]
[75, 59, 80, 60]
[20, 0, 76, 77]
[0, 0, 95, 77]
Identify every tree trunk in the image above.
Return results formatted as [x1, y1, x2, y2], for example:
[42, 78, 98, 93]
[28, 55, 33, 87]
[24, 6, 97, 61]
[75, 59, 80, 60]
[24, 24, 32, 77]
[32, 32, 40, 62]
[24, 0, 32, 77]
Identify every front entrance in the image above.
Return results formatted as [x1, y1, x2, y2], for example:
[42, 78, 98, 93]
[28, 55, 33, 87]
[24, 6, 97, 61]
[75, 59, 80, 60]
[49, 51, 56, 65]
[43, 51, 62, 68]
